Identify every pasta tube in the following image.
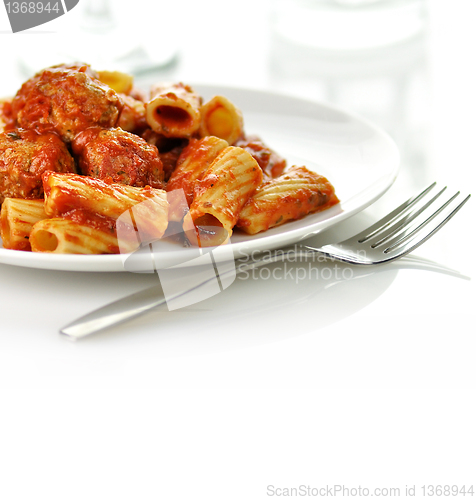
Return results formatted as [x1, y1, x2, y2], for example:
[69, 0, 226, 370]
[166, 136, 228, 220]
[145, 83, 201, 138]
[97, 70, 134, 95]
[0, 198, 47, 251]
[29, 217, 137, 254]
[183, 146, 262, 247]
[236, 166, 339, 234]
[199, 95, 244, 145]
[43, 172, 169, 242]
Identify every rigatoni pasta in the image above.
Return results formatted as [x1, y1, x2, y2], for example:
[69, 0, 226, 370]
[146, 82, 201, 138]
[199, 95, 244, 145]
[29, 217, 122, 254]
[182, 146, 263, 246]
[237, 166, 339, 234]
[43, 171, 169, 242]
[166, 136, 228, 220]
[0, 198, 47, 251]
[43, 170, 151, 218]
[97, 70, 134, 95]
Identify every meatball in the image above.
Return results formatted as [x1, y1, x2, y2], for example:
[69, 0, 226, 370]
[13, 64, 122, 143]
[72, 127, 164, 189]
[0, 128, 76, 204]
[11, 63, 100, 121]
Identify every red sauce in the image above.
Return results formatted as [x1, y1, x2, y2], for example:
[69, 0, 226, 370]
[234, 135, 286, 178]
[63, 208, 116, 235]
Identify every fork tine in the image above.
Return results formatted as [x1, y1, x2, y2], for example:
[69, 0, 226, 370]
[370, 185, 448, 248]
[357, 182, 437, 243]
[384, 192, 471, 255]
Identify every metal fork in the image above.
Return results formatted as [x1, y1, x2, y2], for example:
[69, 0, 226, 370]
[311, 182, 470, 265]
[60, 183, 470, 339]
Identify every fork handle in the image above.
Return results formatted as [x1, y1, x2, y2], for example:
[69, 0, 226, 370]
[60, 284, 167, 339]
[60, 246, 305, 339]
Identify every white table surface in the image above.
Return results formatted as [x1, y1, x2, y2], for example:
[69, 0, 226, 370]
[0, 1, 475, 499]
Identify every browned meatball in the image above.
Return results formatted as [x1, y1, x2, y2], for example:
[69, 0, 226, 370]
[13, 64, 122, 143]
[72, 127, 164, 189]
[11, 63, 99, 120]
[0, 128, 76, 204]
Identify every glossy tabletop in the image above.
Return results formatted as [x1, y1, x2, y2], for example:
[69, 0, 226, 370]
[0, 1, 474, 498]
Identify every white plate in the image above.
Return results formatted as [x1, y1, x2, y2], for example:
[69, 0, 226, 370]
[0, 85, 399, 272]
